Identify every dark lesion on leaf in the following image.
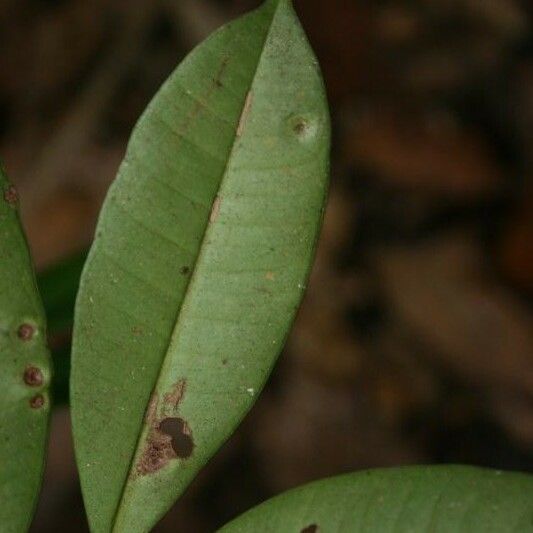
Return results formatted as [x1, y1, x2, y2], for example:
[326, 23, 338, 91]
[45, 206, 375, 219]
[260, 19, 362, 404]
[136, 427, 177, 475]
[18, 323, 35, 341]
[29, 394, 45, 409]
[301, 525, 319, 533]
[24, 366, 44, 387]
[293, 118, 308, 135]
[159, 417, 194, 458]
[136, 379, 194, 476]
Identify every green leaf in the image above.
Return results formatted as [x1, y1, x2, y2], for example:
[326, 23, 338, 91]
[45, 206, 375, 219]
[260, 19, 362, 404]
[70, 0, 330, 530]
[220, 466, 533, 533]
[0, 167, 52, 532]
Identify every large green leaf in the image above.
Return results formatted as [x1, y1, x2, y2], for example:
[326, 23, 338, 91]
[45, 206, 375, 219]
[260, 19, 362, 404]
[220, 466, 533, 532]
[70, 0, 330, 531]
[0, 166, 51, 532]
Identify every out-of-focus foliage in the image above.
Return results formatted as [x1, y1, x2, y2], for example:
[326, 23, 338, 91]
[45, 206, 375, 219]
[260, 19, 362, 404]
[1, 0, 531, 531]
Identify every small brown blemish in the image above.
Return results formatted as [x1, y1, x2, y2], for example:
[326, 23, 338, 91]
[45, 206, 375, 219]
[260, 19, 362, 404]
[18, 323, 35, 341]
[159, 417, 194, 458]
[237, 91, 253, 137]
[30, 394, 45, 409]
[24, 366, 43, 387]
[293, 119, 308, 136]
[180, 266, 190, 276]
[301, 525, 319, 533]
[4, 186, 18, 206]
[265, 271, 275, 281]
[132, 326, 143, 336]
[137, 392, 173, 475]
[222, 358, 228, 365]
[210, 196, 221, 223]
[163, 378, 187, 409]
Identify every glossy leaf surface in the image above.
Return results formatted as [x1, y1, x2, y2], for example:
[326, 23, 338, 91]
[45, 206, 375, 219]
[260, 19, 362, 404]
[70, 0, 330, 531]
[221, 466, 533, 533]
[0, 167, 51, 532]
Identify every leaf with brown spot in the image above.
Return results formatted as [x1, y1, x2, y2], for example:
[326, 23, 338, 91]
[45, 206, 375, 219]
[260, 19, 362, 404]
[0, 166, 52, 531]
[70, 0, 330, 531]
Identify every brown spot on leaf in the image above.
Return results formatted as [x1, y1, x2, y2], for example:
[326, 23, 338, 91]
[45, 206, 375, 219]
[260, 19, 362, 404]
[24, 366, 43, 387]
[163, 378, 187, 409]
[301, 525, 319, 533]
[136, 382, 192, 475]
[289, 115, 318, 142]
[159, 417, 194, 458]
[30, 394, 45, 409]
[136, 417, 194, 475]
[136, 429, 176, 475]
[137, 392, 174, 475]
[18, 323, 35, 341]
[4, 186, 18, 206]
[237, 91, 253, 137]
[180, 266, 190, 276]
[293, 118, 309, 136]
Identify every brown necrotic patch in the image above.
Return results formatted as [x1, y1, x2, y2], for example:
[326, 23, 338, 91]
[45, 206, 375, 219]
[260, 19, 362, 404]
[30, 394, 45, 409]
[136, 380, 193, 476]
[136, 427, 176, 475]
[293, 119, 308, 135]
[301, 525, 319, 533]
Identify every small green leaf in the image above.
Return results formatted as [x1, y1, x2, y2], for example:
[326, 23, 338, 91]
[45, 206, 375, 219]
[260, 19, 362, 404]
[70, 0, 330, 531]
[0, 167, 52, 532]
[220, 466, 533, 533]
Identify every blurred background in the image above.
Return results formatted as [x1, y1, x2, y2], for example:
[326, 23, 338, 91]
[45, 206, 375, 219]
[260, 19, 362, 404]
[1, 0, 532, 530]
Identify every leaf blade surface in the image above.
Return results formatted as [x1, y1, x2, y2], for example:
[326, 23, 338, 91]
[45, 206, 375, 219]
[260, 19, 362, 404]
[0, 168, 51, 533]
[71, 1, 330, 530]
